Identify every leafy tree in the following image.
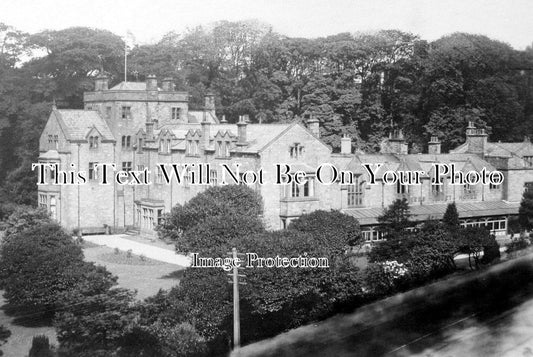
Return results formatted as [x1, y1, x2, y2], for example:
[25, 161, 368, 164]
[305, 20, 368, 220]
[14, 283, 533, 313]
[288, 210, 361, 254]
[0, 223, 116, 316]
[519, 190, 533, 231]
[377, 198, 411, 236]
[0, 206, 51, 241]
[157, 184, 263, 241]
[443, 202, 460, 227]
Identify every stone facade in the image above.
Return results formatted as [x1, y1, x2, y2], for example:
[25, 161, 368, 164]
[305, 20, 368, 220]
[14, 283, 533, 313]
[38, 79, 522, 239]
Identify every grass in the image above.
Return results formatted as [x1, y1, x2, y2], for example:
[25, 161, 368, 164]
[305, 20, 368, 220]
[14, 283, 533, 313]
[97, 250, 164, 266]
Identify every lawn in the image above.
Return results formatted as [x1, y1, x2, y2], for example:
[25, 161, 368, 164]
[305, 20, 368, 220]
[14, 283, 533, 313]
[83, 244, 184, 300]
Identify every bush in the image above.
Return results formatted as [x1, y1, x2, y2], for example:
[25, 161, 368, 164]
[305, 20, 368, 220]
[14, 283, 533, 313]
[0, 223, 117, 316]
[506, 235, 530, 253]
[29, 335, 54, 357]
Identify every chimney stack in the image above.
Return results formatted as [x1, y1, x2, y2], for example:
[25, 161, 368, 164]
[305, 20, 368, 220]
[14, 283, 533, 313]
[340, 134, 352, 154]
[381, 129, 408, 155]
[428, 135, 441, 154]
[201, 116, 211, 148]
[465, 122, 487, 157]
[237, 115, 248, 145]
[146, 75, 158, 91]
[161, 78, 175, 91]
[95, 75, 108, 91]
[307, 114, 320, 138]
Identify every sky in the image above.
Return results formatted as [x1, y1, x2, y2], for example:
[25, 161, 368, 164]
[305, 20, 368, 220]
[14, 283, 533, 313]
[1, 0, 532, 50]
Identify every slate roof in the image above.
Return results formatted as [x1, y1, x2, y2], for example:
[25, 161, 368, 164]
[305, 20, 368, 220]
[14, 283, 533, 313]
[157, 123, 296, 154]
[53, 110, 115, 141]
[452, 141, 533, 158]
[343, 201, 519, 226]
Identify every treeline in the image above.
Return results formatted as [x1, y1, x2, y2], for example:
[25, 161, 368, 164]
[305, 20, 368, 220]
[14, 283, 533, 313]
[1, 21, 533, 204]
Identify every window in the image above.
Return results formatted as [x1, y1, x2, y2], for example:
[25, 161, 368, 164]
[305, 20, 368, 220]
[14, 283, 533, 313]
[122, 135, 131, 149]
[171, 107, 180, 120]
[156, 166, 164, 184]
[122, 161, 132, 173]
[89, 162, 98, 180]
[526, 182, 533, 193]
[141, 207, 155, 229]
[157, 209, 164, 226]
[47, 135, 53, 144]
[187, 140, 199, 156]
[105, 106, 112, 119]
[39, 194, 47, 209]
[49, 163, 56, 180]
[210, 170, 218, 186]
[490, 182, 501, 190]
[138, 138, 143, 152]
[216, 141, 223, 156]
[396, 180, 408, 195]
[86, 106, 92, 111]
[50, 196, 57, 219]
[462, 184, 476, 199]
[121, 106, 132, 119]
[287, 178, 314, 198]
[290, 143, 304, 159]
[53, 135, 59, 149]
[362, 228, 384, 242]
[224, 140, 230, 157]
[159, 138, 172, 153]
[137, 164, 145, 172]
[525, 156, 533, 167]
[89, 136, 99, 149]
[348, 176, 364, 207]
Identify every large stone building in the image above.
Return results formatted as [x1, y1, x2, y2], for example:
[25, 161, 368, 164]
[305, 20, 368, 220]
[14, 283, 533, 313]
[38, 76, 526, 240]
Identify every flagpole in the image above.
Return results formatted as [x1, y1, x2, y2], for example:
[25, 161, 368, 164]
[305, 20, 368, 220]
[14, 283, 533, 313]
[124, 36, 127, 83]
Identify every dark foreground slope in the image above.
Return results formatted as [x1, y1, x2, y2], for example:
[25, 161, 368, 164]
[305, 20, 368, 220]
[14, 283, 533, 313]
[233, 255, 533, 357]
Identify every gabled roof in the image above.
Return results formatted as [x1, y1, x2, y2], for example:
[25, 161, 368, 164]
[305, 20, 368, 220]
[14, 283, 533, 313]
[52, 109, 115, 142]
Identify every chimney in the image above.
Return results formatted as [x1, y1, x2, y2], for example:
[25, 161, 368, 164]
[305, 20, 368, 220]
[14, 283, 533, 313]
[340, 134, 352, 154]
[307, 115, 320, 138]
[146, 75, 158, 91]
[205, 92, 216, 111]
[145, 121, 154, 138]
[201, 117, 211, 148]
[465, 121, 487, 157]
[381, 129, 408, 155]
[428, 135, 441, 154]
[94, 75, 108, 91]
[161, 77, 175, 91]
[237, 115, 248, 145]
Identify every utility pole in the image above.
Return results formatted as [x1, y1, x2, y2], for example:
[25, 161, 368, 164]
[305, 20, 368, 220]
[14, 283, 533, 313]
[227, 248, 246, 349]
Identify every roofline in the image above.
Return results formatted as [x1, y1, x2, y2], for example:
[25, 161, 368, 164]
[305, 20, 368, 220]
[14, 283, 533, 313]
[257, 122, 331, 154]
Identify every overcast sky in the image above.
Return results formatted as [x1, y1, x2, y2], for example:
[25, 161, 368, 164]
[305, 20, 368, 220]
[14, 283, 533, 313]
[2, 0, 532, 49]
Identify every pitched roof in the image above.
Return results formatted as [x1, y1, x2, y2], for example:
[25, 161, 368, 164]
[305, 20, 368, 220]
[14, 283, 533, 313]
[53, 109, 115, 141]
[343, 201, 519, 225]
[158, 122, 295, 154]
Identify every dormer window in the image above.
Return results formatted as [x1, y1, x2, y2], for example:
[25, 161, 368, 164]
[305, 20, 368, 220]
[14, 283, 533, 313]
[225, 140, 231, 157]
[216, 141, 223, 156]
[290, 143, 304, 159]
[89, 136, 99, 149]
[138, 137, 144, 153]
[187, 139, 199, 156]
[159, 138, 172, 154]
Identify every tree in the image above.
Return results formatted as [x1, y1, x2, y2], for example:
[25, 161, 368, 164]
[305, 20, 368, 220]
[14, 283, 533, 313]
[443, 202, 460, 228]
[0, 223, 116, 316]
[288, 210, 361, 254]
[519, 190, 533, 231]
[157, 184, 263, 241]
[0, 206, 51, 241]
[377, 198, 411, 236]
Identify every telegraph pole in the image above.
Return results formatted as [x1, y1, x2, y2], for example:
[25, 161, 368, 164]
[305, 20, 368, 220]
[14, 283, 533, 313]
[228, 248, 246, 349]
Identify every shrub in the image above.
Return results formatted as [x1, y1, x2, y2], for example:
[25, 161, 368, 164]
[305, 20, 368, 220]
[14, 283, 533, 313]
[29, 335, 54, 357]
